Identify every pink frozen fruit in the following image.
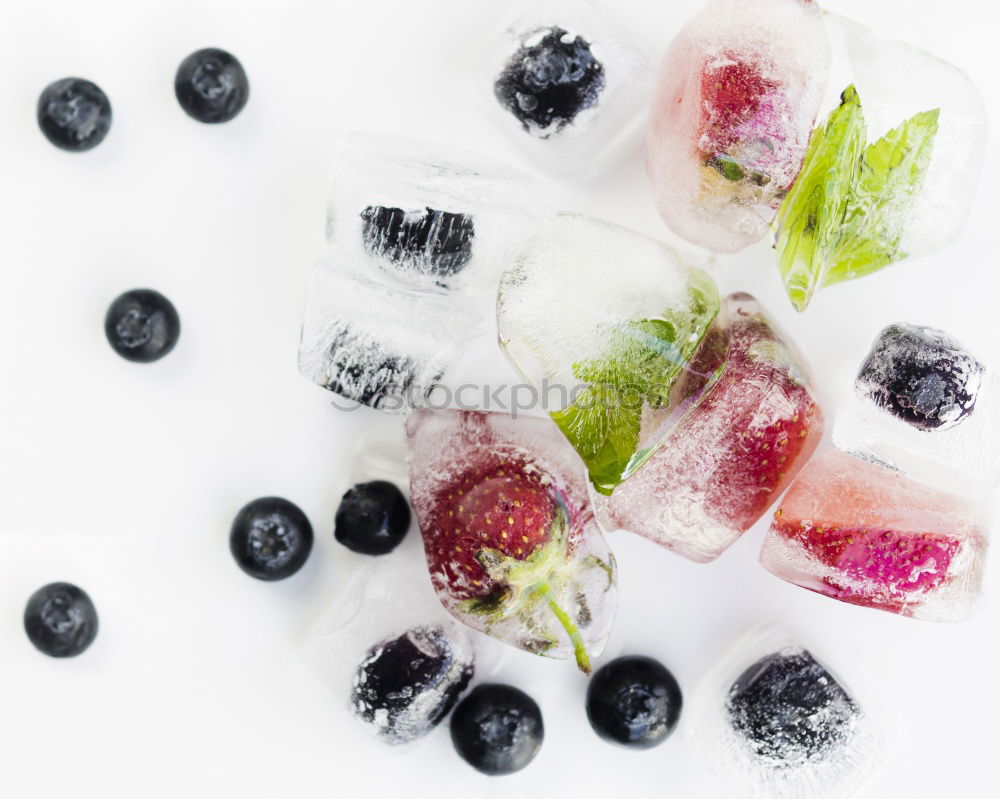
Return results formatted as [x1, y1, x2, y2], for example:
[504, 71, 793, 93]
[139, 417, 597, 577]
[647, 0, 830, 252]
[594, 293, 823, 562]
[760, 450, 986, 621]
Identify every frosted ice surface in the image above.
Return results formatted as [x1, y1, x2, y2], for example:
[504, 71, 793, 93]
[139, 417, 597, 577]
[760, 450, 987, 621]
[833, 323, 999, 496]
[647, 0, 830, 252]
[691, 626, 879, 799]
[594, 293, 823, 562]
[497, 213, 723, 495]
[298, 253, 479, 412]
[822, 13, 987, 258]
[482, 0, 651, 176]
[326, 133, 546, 293]
[405, 409, 617, 669]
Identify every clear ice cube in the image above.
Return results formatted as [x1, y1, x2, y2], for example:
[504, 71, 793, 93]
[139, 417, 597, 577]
[594, 293, 823, 562]
[833, 324, 1000, 496]
[298, 253, 479, 412]
[482, 0, 652, 176]
[760, 449, 987, 621]
[496, 213, 723, 495]
[326, 133, 547, 293]
[405, 409, 617, 673]
[647, 0, 831, 253]
[691, 625, 879, 799]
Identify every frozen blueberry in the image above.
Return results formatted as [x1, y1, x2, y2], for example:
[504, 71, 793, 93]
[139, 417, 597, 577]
[175, 48, 249, 123]
[857, 323, 984, 431]
[494, 27, 605, 137]
[37, 78, 112, 152]
[360, 206, 475, 282]
[230, 497, 313, 581]
[726, 649, 859, 767]
[450, 683, 544, 776]
[335, 481, 410, 555]
[352, 625, 474, 744]
[104, 289, 181, 363]
[586, 655, 683, 749]
[24, 582, 99, 657]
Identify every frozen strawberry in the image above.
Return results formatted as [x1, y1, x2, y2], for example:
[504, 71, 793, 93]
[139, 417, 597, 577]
[406, 410, 617, 672]
[595, 293, 823, 563]
[761, 450, 987, 620]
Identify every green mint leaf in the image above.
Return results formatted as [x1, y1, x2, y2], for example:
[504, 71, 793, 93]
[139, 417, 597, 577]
[773, 85, 939, 311]
[551, 274, 719, 494]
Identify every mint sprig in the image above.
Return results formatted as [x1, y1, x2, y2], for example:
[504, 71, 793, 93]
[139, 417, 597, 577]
[774, 85, 939, 312]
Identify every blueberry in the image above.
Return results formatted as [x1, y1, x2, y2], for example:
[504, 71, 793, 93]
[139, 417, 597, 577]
[24, 582, 99, 658]
[175, 48, 249, 123]
[586, 655, 683, 749]
[37, 78, 112, 152]
[360, 206, 475, 283]
[857, 323, 983, 431]
[726, 648, 859, 767]
[352, 625, 474, 744]
[104, 289, 181, 363]
[335, 481, 410, 555]
[230, 497, 313, 581]
[450, 683, 544, 776]
[494, 27, 605, 137]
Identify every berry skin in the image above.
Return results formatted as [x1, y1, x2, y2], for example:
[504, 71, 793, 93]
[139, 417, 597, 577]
[586, 656, 683, 749]
[334, 480, 410, 556]
[352, 625, 474, 744]
[727, 649, 858, 766]
[494, 27, 605, 137]
[37, 78, 112, 152]
[104, 289, 181, 363]
[857, 323, 983, 432]
[24, 582, 99, 658]
[360, 206, 475, 281]
[175, 48, 249, 123]
[230, 497, 313, 581]
[450, 683, 544, 776]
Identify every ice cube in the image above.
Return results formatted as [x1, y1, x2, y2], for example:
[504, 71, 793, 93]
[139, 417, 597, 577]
[773, 14, 987, 310]
[647, 0, 831, 253]
[304, 535, 475, 745]
[496, 213, 724, 495]
[326, 133, 547, 293]
[691, 626, 879, 799]
[482, 0, 651, 176]
[405, 408, 617, 673]
[298, 253, 479, 412]
[760, 450, 987, 621]
[594, 293, 823, 562]
[833, 324, 1000, 497]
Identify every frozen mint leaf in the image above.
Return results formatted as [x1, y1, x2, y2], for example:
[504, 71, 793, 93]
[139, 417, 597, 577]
[774, 86, 939, 311]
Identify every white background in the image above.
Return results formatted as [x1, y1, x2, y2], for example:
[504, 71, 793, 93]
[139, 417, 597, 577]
[0, 1, 996, 797]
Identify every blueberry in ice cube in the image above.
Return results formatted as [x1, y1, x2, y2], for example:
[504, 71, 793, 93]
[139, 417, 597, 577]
[360, 206, 475, 282]
[230, 497, 313, 581]
[175, 48, 249, 123]
[37, 78, 112, 152]
[335, 480, 410, 555]
[450, 683, 544, 776]
[352, 625, 474, 744]
[494, 27, 605, 137]
[726, 648, 859, 767]
[24, 582, 99, 658]
[586, 655, 683, 749]
[104, 289, 181, 363]
[857, 323, 984, 431]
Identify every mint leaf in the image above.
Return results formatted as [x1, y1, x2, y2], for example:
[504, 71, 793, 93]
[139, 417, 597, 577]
[773, 85, 939, 311]
[552, 275, 719, 495]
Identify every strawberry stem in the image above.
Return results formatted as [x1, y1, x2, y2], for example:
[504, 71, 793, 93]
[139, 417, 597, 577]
[533, 581, 591, 674]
